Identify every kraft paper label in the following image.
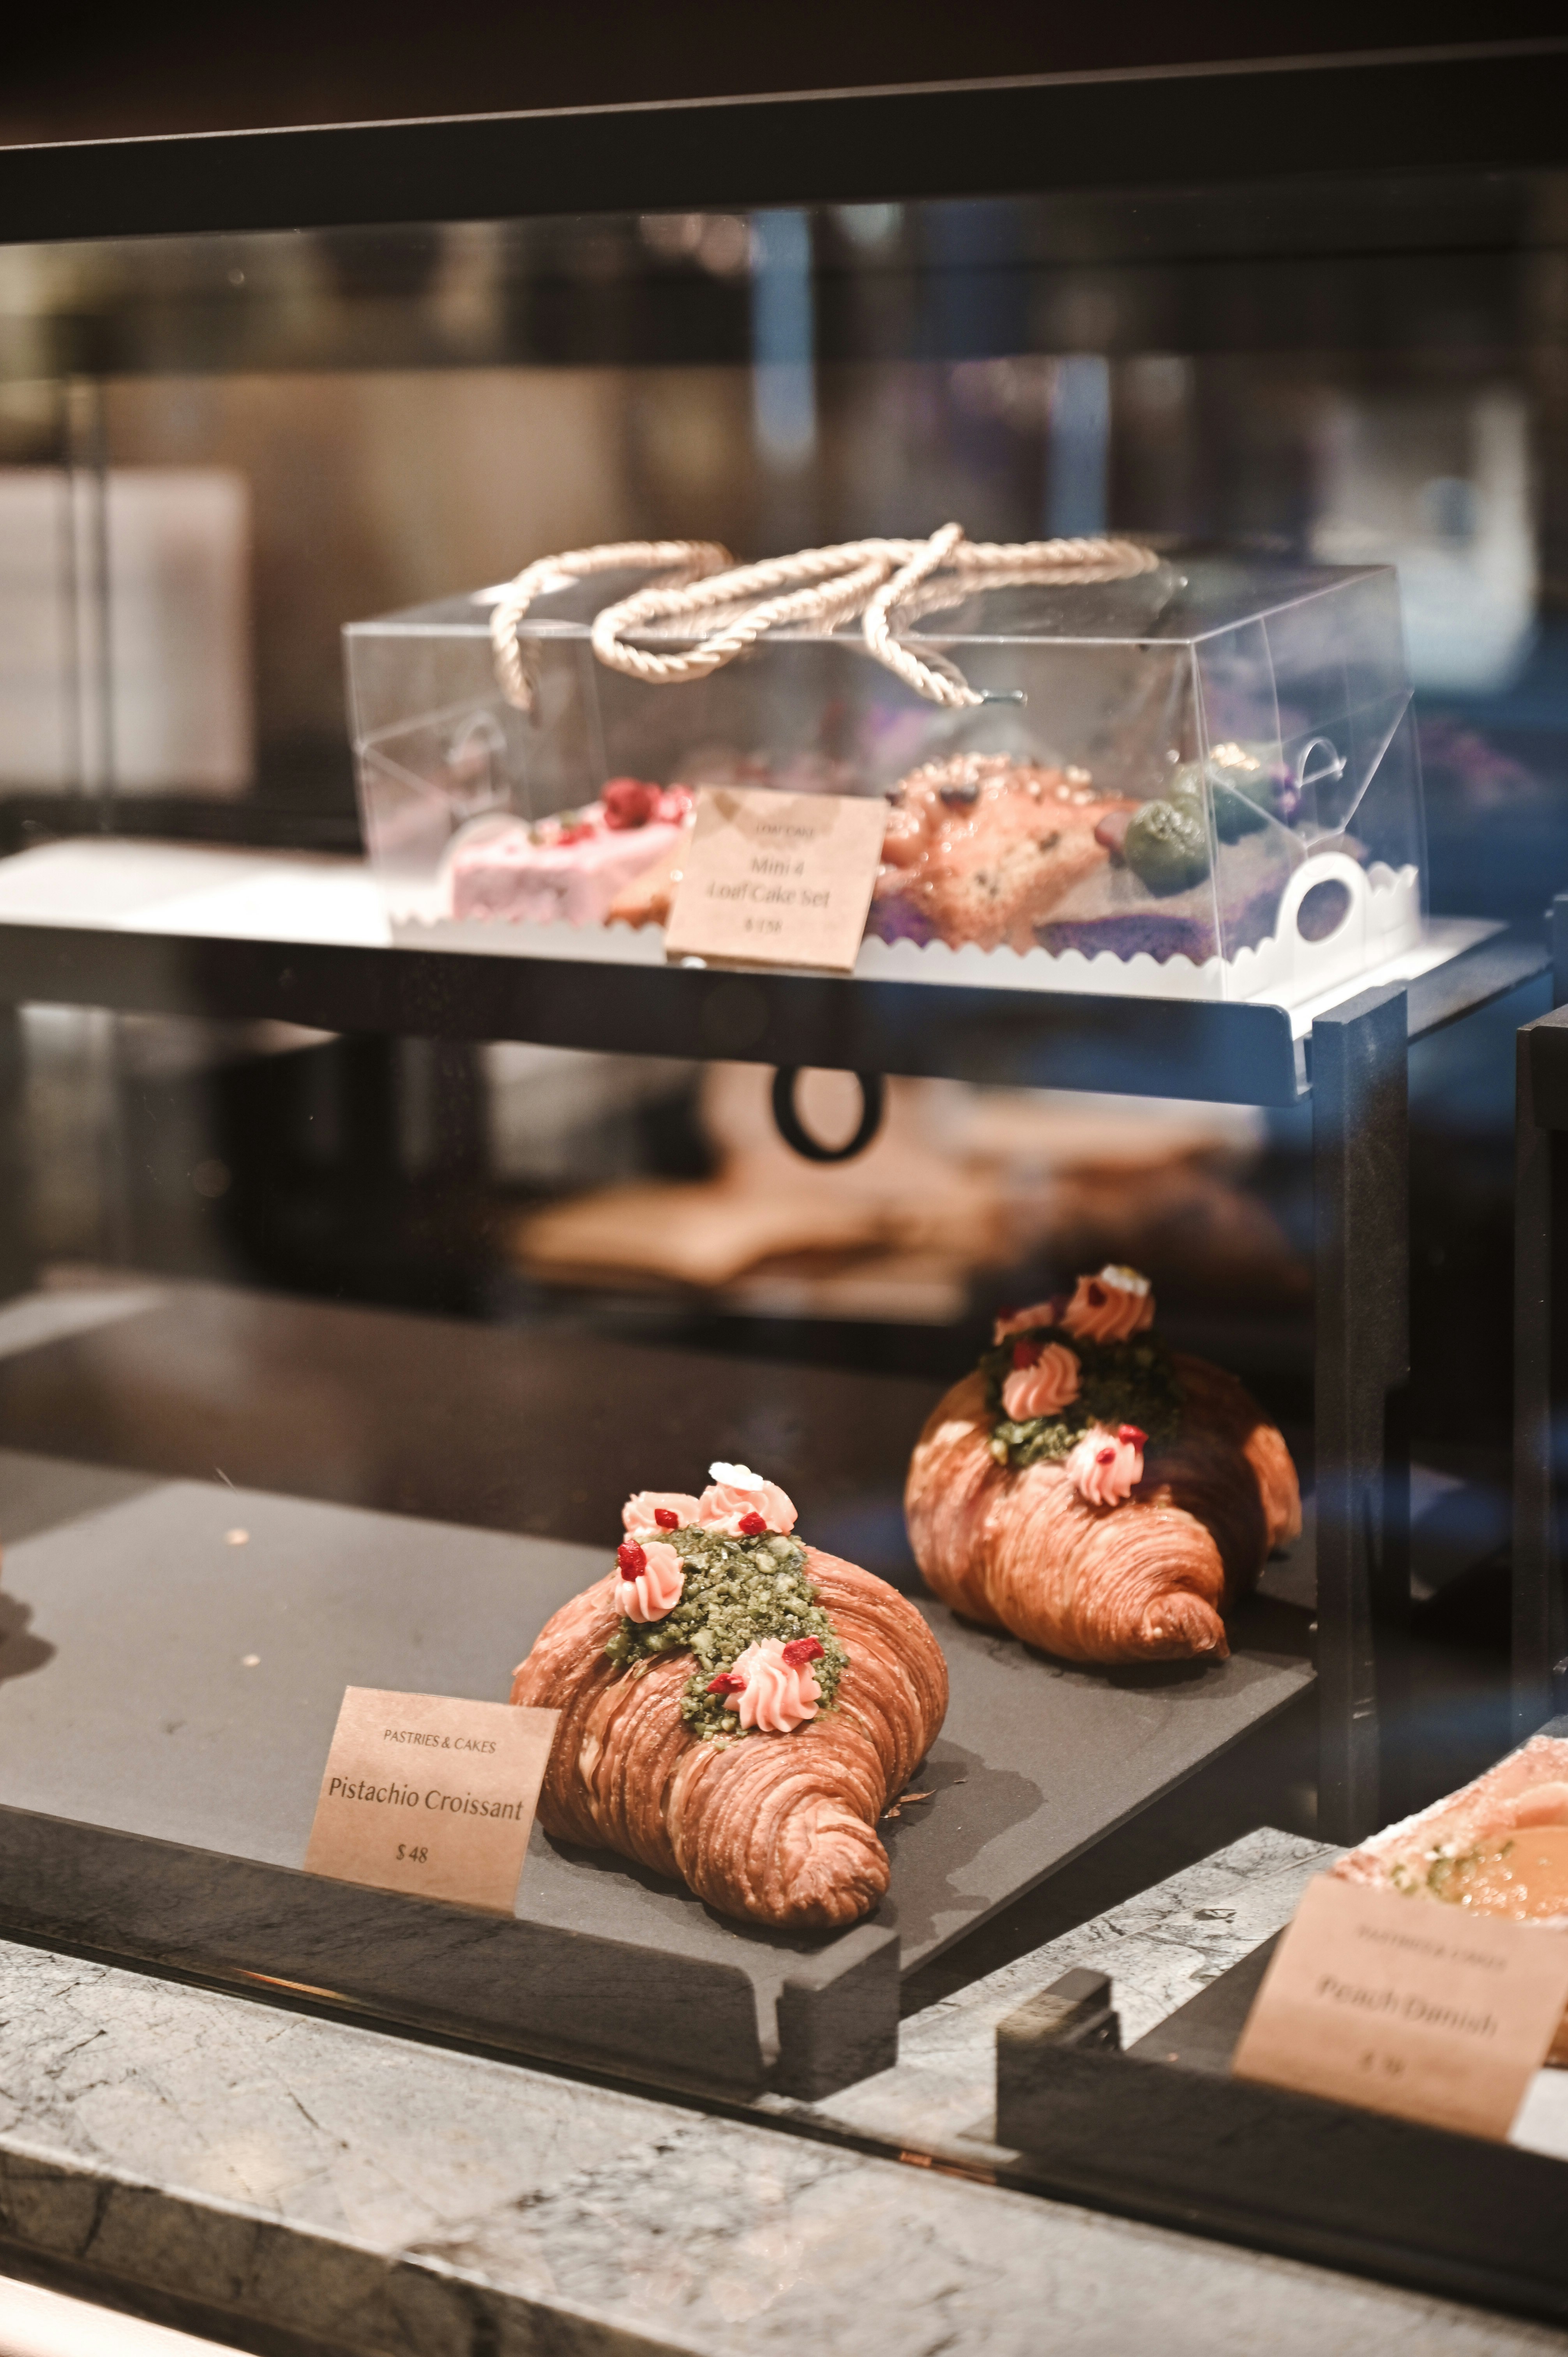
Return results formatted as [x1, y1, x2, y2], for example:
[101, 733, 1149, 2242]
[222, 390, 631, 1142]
[664, 786, 886, 973]
[1232, 1875, 1568, 2140]
[304, 1687, 558, 1915]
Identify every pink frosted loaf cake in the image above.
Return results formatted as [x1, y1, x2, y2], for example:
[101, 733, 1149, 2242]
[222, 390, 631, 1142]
[445, 780, 694, 927]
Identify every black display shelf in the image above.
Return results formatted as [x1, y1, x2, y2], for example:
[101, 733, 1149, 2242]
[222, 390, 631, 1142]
[0, 844, 1542, 1105]
[0, 45, 1565, 246]
[0, 1446, 1310, 2100]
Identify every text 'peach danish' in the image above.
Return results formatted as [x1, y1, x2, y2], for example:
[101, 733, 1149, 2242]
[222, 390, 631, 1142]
[904, 1267, 1300, 1665]
[511, 1464, 948, 1929]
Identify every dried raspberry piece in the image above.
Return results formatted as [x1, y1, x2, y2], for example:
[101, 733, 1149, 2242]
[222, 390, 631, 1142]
[602, 778, 660, 831]
[616, 1540, 646, 1579]
[738, 1511, 768, 1536]
[557, 820, 597, 846]
[1010, 1341, 1040, 1370]
[654, 1507, 680, 1529]
[1118, 1424, 1147, 1448]
[706, 1671, 746, 1696]
[1095, 1447, 1115, 1465]
[781, 1637, 825, 1668]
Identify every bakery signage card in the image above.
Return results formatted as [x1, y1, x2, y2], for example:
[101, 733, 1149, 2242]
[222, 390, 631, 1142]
[1232, 1875, 1568, 2140]
[663, 786, 886, 973]
[304, 1688, 558, 1915]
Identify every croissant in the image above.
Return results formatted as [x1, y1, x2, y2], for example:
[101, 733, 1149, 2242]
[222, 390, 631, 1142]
[511, 1470, 948, 1931]
[906, 1268, 1300, 1665]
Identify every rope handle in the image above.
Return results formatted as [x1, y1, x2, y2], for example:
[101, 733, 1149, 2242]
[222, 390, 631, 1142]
[492, 524, 1159, 712]
[489, 540, 733, 714]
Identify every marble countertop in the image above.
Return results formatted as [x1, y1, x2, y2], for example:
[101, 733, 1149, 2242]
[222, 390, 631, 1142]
[0, 1829, 1561, 2357]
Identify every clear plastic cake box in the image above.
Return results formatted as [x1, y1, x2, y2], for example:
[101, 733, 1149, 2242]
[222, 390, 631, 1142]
[344, 554, 1430, 1009]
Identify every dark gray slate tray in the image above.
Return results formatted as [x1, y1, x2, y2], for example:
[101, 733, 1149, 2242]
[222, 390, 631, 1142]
[0, 1448, 1312, 2097]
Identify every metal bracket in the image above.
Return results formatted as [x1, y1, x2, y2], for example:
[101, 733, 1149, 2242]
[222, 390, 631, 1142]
[1311, 982, 1411, 1844]
[1512, 897, 1568, 1737]
[770, 1067, 886, 1164]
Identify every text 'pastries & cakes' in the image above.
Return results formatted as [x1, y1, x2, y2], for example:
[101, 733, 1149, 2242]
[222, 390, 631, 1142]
[904, 1265, 1301, 1664]
[510, 1463, 947, 1929]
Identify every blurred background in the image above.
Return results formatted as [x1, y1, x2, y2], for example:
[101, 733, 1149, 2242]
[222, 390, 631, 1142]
[0, 162, 1563, 1831]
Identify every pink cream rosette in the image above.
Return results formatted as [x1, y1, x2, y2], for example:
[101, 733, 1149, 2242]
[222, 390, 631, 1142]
[992, 1300, 1063, 1345]
[614, 1538, 686, 1623]
[1066, 1424, 1147, 1509]
[721, 1636, 822, 1734]
[696, 1461, 798, 1537]
[1001, 1342, 1081, 1423]
[622, 1489, 701, 1536]
[1060, 1265, 1155, 1347]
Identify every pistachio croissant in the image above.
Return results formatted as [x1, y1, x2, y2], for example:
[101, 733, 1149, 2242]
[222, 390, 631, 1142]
[905, 1270, 1300, 1666]
[512, 1546, 947, 1930]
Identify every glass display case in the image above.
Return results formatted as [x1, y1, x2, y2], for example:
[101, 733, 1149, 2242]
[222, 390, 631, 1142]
[0, 37, 1567, 2336]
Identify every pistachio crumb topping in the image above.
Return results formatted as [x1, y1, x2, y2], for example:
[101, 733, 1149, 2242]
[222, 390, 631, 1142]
[604, 1524, 846, 1739]
[980, 1327, 1182, 1470]
[1389, 1841, 1512, 1903]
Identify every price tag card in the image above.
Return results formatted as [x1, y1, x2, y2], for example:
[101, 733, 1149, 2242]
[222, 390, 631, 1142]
[304, 1688, 559, 1915]
[663, 786, 886, 974]
[1233, 1874, 1568, 2140]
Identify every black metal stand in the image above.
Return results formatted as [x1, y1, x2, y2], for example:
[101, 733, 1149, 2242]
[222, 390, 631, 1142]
[1511, 904, 1568, 1737]
[1310, 985, 1411, 1842]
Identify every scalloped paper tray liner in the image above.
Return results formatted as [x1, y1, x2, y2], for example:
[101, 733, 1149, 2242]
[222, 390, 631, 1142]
[391, 861, 1464, 1024]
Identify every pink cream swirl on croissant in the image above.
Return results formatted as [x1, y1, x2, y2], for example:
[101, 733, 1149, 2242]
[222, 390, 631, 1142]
[614, 1538, 685, 1622]
[1001, 1341, 1081, 1422]
[1066, 1424, 1146, 1508]
[696, 1462, 799, 1536]
[721, 1636, 823, 1733]
[1060, 1266, 1154, 1346]
[623, 1490, 701, 1535]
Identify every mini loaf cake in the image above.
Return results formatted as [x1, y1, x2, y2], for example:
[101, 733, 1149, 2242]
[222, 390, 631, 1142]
[445, 779, 694, 927]
[867, 740, 1310, 967]
[867, 753, 1136, 954]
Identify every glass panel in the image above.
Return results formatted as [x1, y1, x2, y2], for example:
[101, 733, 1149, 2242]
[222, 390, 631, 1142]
[0, 157, 1560, 2163]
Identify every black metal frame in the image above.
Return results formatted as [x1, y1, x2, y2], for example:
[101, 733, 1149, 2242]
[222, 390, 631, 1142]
[1312, 983, 1411, 1839]
[1512, 901, 1568, 1736]
[0, 44, 1565, 242]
